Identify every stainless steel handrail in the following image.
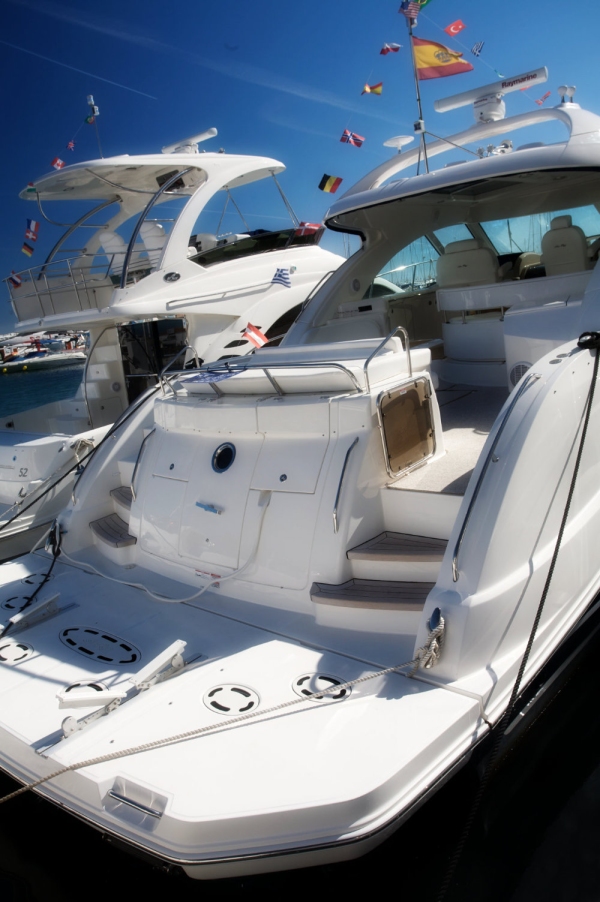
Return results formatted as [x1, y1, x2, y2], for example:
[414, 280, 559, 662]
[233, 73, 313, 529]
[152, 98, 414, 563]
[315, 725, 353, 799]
[192, 359, 364, 396]
[363, 325, 411, 392]
[158, 344, 200, 395]
[131, 428, 156, 501]
[451, 371, 542, 582]
[120, 168, 193, 289]
[333, 437, 359, 533]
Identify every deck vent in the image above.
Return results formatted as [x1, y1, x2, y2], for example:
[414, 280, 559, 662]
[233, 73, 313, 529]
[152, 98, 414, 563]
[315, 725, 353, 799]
[0, 640, 34, 665]
[510, 361, 532, 387]
[203, 684, 260, 715]
[0, 573, 54, 613]
[59, 627, 141, 665]
[293, 673, 351, 703]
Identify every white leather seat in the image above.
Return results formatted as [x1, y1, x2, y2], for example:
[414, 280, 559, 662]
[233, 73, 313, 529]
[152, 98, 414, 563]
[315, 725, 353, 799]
[139, 221, 166, 268]
[436, 238, 500, 288]
[98, 230, 127, 275]
[541, 215, 592, 276]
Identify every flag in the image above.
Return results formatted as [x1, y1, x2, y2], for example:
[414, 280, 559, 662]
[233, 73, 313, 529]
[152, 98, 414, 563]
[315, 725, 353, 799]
[319, 174, 343, 193]
[21, 243, 34, 257]
[362, 82, 383, 95]
[380, 43, 401, 55]
[271, 268, 292, 288]
[243, 323, 269, 348]
[412, 37, 474, 80]
[494, 69, 506, 79]
[51, 157, 65, 170]
[295, 222, 322, 236]
[340, 129, 365, 147]
[399, 1, 421, 19]
[67, 140, 75, 151]
[25, 229, 38, 242]
[26, 182, 36, 194]
[535, 91, 552, 106]
[8, 271, 22, 288]
[471, 41, 484, 57]
[85, 115, 95, 124]
[444, 20, 466, 36]
[26, 219, 39, 234]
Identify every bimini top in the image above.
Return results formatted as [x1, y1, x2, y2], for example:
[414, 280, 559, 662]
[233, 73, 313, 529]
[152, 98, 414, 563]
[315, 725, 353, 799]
[325, 99, 600, 227]
[19, 153, 286, 202]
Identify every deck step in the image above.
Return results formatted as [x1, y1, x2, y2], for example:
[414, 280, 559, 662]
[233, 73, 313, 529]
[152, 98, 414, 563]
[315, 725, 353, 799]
[89, 513, 136, 548]
[311, 578, 433, 610]
[110, 485, 133, 511]
[348, 531, 447, 562]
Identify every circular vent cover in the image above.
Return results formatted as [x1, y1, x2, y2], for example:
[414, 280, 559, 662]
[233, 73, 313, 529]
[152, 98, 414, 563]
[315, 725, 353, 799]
[0, 640, 34, 665]
[1, 573, 53, 613]
[510, 362, 532, 387]
[293, 673, 351, 703]
[59, 627, 141, 665]
[203, 684, 260, 715]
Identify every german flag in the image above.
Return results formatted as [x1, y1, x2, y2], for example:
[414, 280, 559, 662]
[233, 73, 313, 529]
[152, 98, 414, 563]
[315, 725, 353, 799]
[362, 82, 383, 95]
[21, 242, 34, 257]
[319, 174, 343, 194]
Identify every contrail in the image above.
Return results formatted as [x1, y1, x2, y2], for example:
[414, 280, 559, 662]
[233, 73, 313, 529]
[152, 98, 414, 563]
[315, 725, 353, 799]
[0, 40, 157, 99]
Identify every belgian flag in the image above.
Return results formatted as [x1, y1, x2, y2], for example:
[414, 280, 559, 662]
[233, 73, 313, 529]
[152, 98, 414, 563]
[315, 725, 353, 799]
[318, 174, 343, 194]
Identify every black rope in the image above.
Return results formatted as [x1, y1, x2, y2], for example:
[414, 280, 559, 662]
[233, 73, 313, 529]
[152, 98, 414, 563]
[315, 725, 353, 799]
[0, 380, 165, 536]
[437, 332, 600, 901]
[0, 521, 62, 638]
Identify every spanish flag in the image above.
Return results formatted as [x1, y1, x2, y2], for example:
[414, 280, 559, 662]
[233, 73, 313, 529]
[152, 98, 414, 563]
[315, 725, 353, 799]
[319, 174, 343, 194]
[362, 82, 383, 95]
[412, 36, 474, 80]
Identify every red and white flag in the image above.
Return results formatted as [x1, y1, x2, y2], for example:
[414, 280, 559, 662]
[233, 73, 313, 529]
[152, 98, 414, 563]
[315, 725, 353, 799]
[8, 271, 22, 288]
[295, 222, 322, 236]
[51, 157, 65, 170]
[243, 323, 269, 348]
[444, 20, 466, 36]
[535, 91, 552, 106]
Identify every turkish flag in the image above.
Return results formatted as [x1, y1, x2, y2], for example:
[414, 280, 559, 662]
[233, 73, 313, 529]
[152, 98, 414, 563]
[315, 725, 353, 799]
[444, 20, 466, 36]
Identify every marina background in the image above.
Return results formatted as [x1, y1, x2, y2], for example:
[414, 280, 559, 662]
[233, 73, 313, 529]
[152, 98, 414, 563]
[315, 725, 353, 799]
[0, 0, 599, 334]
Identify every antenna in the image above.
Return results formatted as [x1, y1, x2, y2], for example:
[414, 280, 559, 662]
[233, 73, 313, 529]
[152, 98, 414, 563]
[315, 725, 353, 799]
[161, 128, 218, 154]
[434, 67, 549, 122]
[86, 94, 103, 158]
[383, 136, 415, 154]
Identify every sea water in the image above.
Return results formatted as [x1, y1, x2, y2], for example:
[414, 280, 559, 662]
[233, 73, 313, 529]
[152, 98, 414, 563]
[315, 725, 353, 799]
[0, 364, 84, 419]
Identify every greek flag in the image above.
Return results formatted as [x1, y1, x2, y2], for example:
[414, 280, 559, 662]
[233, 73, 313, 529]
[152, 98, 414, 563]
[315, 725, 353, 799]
[471, 42, 484, 57]
[271, 268, 292, 288]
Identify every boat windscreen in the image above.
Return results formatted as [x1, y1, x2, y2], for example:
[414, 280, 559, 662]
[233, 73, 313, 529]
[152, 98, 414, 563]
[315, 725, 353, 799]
[189, 227, 324, 267]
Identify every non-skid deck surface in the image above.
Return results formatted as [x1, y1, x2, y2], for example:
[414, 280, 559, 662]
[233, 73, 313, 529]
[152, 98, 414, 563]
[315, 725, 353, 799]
[348, 532, 447, 562]
[89, 513, 136, 548]
[397, 384, 508, 495]
[311, 578, 433, 609]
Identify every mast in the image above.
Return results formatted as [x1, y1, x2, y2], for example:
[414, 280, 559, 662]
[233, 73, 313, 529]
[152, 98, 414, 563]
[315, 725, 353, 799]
[406, 12, 429, 173]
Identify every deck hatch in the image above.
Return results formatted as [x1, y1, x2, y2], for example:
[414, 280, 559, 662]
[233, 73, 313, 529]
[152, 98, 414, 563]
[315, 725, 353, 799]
[59, 627, 141, 665]
[378, 377, 435, 477]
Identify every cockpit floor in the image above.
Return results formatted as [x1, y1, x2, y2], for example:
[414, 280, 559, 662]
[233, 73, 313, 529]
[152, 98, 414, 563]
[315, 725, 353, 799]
[395, 383, 509, 495]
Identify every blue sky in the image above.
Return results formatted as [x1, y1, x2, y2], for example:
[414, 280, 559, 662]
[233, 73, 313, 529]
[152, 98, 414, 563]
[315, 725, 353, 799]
[0, 0, 598, 334]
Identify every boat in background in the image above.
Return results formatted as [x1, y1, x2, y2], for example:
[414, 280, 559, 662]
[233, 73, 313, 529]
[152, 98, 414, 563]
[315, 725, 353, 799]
[1, 70, 599, 880]
[0, 332, 86, 372]
[0, 128, 344, 559]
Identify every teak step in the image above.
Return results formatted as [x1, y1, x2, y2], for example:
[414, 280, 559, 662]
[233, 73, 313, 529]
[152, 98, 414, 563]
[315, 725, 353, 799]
[89, 513, 136, 548]
[110, 485, 133, 510]
[347, 531, 447, 562]
[311, 579, 434, 610]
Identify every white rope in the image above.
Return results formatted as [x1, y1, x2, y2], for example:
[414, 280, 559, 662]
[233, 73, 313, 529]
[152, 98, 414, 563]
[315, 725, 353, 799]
[0, 616, 445, 806]
[56, 492, 273, 604]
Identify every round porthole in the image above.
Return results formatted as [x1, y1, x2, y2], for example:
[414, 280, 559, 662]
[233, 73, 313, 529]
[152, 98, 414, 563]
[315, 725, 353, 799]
[212, 442, 236, 473]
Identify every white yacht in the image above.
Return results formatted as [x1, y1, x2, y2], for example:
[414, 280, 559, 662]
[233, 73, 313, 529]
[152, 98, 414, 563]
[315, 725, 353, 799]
[1, 71, 600, 880]
[0, 129, 344, 560]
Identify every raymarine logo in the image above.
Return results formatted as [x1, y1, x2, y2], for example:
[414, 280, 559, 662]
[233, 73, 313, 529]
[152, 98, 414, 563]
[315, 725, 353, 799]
[502, 74, 538, 89]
